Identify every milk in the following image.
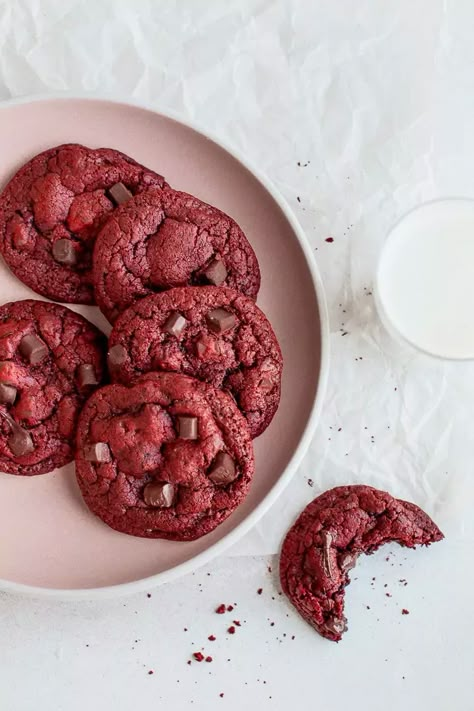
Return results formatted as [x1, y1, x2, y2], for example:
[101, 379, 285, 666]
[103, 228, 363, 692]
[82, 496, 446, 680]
[376, 199, 474, 359]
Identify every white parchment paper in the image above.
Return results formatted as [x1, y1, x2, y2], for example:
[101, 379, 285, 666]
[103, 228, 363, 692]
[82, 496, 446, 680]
[0, 0, 472, 558]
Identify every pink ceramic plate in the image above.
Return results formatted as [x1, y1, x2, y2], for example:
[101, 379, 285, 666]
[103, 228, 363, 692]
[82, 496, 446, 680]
[0, 94, 328, 598]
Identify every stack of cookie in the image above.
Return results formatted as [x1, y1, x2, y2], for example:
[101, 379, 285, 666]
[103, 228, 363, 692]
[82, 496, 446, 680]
[0, 144, 282, 541]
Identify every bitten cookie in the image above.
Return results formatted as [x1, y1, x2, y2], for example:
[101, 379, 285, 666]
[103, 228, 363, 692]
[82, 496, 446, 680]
[108, 286, 282, 437]
[75, 372, 255, 541]
[280, 485, 443, 642]
[0, 299, 106, 476]
[0, 144, 167, 303]
[93, 187, 261, 322]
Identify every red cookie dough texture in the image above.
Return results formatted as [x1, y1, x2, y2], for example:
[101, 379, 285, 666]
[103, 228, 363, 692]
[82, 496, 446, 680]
[279, 485, 443, 642]
[75, 372, 255, 541]
[93, 188, 261, 322]
[0, 144, 167, 304]
[0, 299, 106, 476]
[108, 286, 282, 437]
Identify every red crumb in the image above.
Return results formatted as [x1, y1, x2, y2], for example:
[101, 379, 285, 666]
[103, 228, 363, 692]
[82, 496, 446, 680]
[147, 593, 152, 598]
[257, 588, 263, 595]
[228, 626, 236, 634]
[205, 656, 213, 663]
[386, 593, 392, 598]
[208, 634, 216, 641]
[148, 670, 154, 675]
[193, 652, 204, 662]
[227, 605, 234, 612]
[402, 609, 410, 615]
[325, 237, 334, 243]
[268, 565, 272, 573]
[233, 620, 241, 627]
[220, 693, 224, 698]
[187, 660, 191, 665]
[216, 604, 226, 614]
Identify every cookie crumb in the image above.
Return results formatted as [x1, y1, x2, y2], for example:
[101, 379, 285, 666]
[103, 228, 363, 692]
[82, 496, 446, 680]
[307, 478, 314, 487]
[147, 593, 152, 598]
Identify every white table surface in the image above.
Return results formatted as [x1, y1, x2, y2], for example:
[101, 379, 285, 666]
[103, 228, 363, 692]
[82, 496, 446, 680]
[1, 1, 473, 709]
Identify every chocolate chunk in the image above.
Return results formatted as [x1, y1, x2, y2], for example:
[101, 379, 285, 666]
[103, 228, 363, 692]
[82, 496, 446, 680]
[258, 376, 274, 393]
[52, 238, 77, 266]
[206, 308, 237, 334]
[203, 259, 227, 286]
[177, 415, 198, 440]
[143, 481, 175, 508]
[84, 442, 111, 463]
[321, 531, 334, 578]
[108, 344, 127, 369]
[8, 426, 34, 457]
[339, 551, 357, 574]
[19, 334, 48, 365]
[0, 383, 17, 405]
[324, 617, 347, 635]
[163, 312, 187, 337]
[195, 335, 222, 359]
[108, 182, 133, 205]
[208, 451, 237, 485]
[77, 364, 99, 389]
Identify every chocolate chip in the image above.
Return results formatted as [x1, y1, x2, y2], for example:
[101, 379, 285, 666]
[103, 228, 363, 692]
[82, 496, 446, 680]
[0, 383, 17, 405]
[108, 344, 127, 369]
[143, 482, 175, 507]
[324, 616, 347, 635]
[77, 364, 99, 390]
[177, 415, 198, 440]
[208, 451, 237, 485]
[52, 238, 77, 266]
[203, 259, 227, 286]
[321, 531, 334, 578]
[195, 335, 221, 359]
[339, 551, 357, 574]
[258, 377, 274, 393]
[163, 312, 187, 337]
[206, 308, 236, 334]
[84, 442, 111, 463]
[19, 334, 48, 365]
[108, 182, 133, 205]
[8, 426, 34, 457]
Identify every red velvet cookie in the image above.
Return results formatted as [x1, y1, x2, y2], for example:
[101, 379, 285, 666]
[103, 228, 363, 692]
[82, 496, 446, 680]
[280, 485, 443, 642]
[108, 286, 282, 438]
[0, 144, 167, 304]
[0, 299, 106, 476]
[75, 372, 255, 541]
[93, 188, 261, 323]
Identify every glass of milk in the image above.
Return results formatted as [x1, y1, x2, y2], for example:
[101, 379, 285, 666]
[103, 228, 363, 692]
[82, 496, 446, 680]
[375, 199, 474, 359]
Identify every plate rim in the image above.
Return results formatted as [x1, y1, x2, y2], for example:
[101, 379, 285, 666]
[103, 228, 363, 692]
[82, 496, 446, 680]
[0, 91, 329, 600]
